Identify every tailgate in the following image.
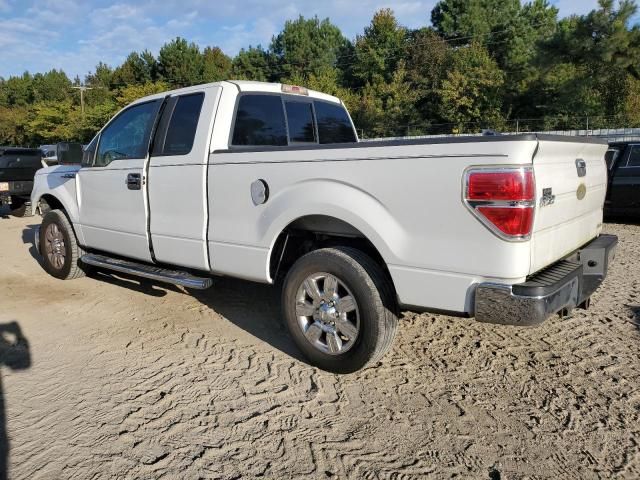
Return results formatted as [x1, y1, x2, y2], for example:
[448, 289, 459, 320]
[0, 149, 43, 182]
[530, 137, 608, 274]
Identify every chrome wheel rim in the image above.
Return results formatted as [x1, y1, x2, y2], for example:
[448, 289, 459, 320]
[44, 223, 66, 270]
[295, 272, 360, 355]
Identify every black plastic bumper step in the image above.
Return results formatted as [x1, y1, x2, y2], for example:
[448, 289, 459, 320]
[513, 260, 583, 297]
[81, 253, 213, 290]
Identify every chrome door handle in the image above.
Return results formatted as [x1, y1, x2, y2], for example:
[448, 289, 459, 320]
[126, 173, 141, 190]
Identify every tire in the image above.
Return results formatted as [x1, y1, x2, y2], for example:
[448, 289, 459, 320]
[282, 246, 398, 373]
[39, 209, 87, 280]
[9, 196, 33, 217]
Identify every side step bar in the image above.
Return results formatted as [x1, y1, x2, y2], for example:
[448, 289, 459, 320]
[80, 253, 213, 290]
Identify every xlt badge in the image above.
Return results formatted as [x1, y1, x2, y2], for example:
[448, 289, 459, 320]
[540, 187, 555, 207]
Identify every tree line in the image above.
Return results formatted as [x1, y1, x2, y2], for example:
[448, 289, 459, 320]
[1, 0, 639, 146]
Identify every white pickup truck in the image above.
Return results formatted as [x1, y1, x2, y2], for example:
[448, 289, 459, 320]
[31, 81, 617, 373]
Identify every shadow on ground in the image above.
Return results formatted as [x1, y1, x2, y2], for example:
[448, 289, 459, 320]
[81, 269, 308, 365]
[21, 224, 41, 264]
[19, 219, 307, 365]
[629, 305, 640, 332]
[0, 322, 31, 479]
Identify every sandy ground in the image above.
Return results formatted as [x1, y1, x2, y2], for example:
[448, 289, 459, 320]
[0, 207, 638, 479]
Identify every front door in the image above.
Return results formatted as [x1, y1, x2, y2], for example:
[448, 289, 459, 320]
[77, 99, 162, 262]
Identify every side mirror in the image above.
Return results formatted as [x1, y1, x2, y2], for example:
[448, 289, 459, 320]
[56, 142, 83, 165]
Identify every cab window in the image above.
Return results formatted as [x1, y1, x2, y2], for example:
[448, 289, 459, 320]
[160, 93, 204, 155]
[232, 94, 287, 146]
[96, 100, 160, 167]
[314, 101, 357, 144]
[284, 100, 316, 143]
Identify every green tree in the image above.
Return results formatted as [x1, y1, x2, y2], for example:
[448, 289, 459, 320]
[232, 46, 272, 81]
[0, 105, 29, 145]
[351, 9, 407, 86]
[534, 0, 640, 127]
[270, 16, 349, 80]
[436, 42, 505, 132]
[158, 38, 204, 87]
[405, 28, 451, 127]
[1, 73, 34, 106]
[202, 46, 232, 82]
[115, 81, 170, 107]
[26, 102, 77, 143]
[31, 70, 72, 103]
[112, 51, 157, 86]
[350, 62, 420, 137]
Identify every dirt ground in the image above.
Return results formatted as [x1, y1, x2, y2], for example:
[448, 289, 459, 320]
[0, 207, 638, 479]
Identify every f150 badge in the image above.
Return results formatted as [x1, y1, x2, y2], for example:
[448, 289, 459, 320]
[540, 187, 555, 207]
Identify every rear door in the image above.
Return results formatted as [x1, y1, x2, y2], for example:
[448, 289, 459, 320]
[147, 85, 220, 270]
[77, 99, 162, 262]
[530, 138, 609, 273]
[609, 144, 640, 212]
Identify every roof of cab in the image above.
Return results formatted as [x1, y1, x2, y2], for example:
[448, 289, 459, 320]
[131, 80, 342, 106]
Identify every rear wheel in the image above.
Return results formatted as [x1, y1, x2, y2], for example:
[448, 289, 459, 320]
[282, 246, 398, 373]
[39, 209, 87, 280]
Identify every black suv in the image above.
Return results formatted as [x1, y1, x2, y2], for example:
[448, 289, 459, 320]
[0, 147, 43, 217]
[605, 142, 640, 217]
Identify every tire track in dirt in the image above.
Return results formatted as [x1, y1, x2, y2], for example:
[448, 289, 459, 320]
[0, 214, 638, 479]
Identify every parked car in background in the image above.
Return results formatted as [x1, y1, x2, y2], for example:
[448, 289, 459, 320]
[30, 81, 617, 372]
[0, 147, 43, 216]
[604, 142, 640, 217]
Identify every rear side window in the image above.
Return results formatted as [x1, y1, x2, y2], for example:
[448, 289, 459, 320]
[626, 145, 640, 167]
[314, 101, 356, 144]
[285, 101, 316, 143]
[161, 93, 204, 155]
[232, 95, 287, 146]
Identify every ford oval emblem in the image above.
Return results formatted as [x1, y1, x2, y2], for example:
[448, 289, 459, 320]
[577, 183, 587, 200]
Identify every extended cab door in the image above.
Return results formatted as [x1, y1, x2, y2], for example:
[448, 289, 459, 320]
[146, 85, 221, 270]
[77, 99, 162, 261]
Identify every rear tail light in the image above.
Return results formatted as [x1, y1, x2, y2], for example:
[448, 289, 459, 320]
[464, 167, 535, 240]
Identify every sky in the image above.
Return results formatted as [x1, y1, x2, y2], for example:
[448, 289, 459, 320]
[0, 0, 630, 80]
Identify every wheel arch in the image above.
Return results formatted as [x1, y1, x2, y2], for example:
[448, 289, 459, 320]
[260, 179, 407, 282]
[266, 214, 396, 295]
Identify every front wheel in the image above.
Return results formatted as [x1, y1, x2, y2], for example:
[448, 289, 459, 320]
[39, 209, 87, 280]
[282, 247, 398, 373]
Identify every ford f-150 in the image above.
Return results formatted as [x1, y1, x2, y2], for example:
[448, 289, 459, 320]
[30, 81, 618, 372]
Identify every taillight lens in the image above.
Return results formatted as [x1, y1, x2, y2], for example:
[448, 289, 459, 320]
[476, 206, 534, 236]
[467, 170, 535, 201]
[465, 167, 535, 240]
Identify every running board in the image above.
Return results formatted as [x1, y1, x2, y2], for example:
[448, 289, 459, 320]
[80, 253, 213, 290]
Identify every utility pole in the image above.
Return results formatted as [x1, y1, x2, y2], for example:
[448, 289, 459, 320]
[72, 85, 93, 116]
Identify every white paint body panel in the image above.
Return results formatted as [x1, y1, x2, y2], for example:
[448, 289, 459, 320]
[32, 81, 610, 314]
[208, 141, 539, 312]
[530, 141, 607, 272]
[77, 159, 151, 262]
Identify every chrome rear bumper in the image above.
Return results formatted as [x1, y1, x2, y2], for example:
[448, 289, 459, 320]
[475, 234, 618, 326]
